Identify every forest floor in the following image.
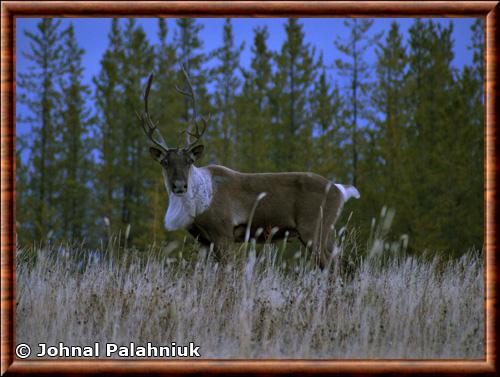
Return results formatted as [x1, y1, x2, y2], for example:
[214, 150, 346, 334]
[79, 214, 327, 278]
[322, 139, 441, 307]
[16, 214, 484, 359]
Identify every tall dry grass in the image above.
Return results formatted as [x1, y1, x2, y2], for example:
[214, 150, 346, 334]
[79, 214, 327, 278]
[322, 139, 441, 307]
[16, 210, 484, 358]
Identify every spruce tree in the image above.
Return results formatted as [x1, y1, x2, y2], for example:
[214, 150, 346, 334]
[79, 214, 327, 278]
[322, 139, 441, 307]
[174, 19, 210, 159]
[93, 19, 125, 239]
[446, 64, 483, 252]
[154, 19, 182, 145]
[309, 54, 346, 179]
[470, 19, 484, 85]
[238, 26, 273, 171]
[17, 19, 64, 241]
[16, 137, 30, 243]
[443, 18, 484, 251]
[119, 19, 155, 245]
[58, 23, 94, 240]
[369, 22, 412, 235]
[272, 19, 318, 171]
[147, 19, 180, 244]
[406, 20, 458, 252]
[210, 19, 244, 166]
[334, 19, 381, 187]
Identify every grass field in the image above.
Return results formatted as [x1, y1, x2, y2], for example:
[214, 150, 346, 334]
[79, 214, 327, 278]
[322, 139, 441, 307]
[16, 212, 484, 359]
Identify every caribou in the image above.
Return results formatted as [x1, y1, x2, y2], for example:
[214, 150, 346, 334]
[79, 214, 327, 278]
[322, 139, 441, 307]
[137, 69, 360, 268]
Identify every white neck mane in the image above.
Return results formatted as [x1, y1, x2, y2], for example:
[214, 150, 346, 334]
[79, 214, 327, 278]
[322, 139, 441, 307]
[163, 166, 213, 231]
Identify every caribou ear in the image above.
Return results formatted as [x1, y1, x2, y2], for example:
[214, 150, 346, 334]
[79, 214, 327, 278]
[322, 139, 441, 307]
[149, 147, 166, 162]
[189, 144, 204, 162]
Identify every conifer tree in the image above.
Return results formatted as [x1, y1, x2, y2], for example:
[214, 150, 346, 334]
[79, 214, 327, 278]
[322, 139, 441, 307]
[147, 19, 180, 244]
[238, 26, 274, 171]
[174, 19, 210, 159]
[58, 23, 94, 240]
[16, 137, 30, 243]
[446, 64, 484, 252]
[309, 54, 346, 179]
[154, 19, 182, 144]
[119, 19, 155, 245]
[334, 19, 381, 187]
[470, 19, 484, 85]
[272, 19, 318, 171]
[368, 22, 412, 235]
[17, 19, 64, 240]
[93, 19, 125, 238]
[406, 20, 458, 251]
[210, 19, 244, 166]
[94, 19, 155, 245]
[443, 19, 484, 251]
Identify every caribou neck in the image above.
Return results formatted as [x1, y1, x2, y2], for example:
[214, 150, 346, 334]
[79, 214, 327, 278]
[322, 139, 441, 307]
[163, 166, 214, 231]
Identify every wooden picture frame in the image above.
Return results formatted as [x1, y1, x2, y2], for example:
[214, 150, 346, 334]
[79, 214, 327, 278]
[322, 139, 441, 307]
[1, 1, 498, 375]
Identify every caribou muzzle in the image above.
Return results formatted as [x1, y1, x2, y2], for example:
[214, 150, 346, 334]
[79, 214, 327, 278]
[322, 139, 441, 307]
[172, 180, 188, 195]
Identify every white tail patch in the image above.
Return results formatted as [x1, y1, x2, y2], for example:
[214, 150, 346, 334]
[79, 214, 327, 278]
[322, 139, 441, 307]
[334, 183, 360, 202]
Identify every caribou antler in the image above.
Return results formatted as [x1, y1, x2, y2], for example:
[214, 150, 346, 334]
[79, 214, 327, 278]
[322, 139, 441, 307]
[175, 65, 209, 149]
[136, 73, 170, 152]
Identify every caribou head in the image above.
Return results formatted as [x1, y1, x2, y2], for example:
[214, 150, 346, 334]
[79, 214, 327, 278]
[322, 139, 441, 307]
[137, 68, 208, 196]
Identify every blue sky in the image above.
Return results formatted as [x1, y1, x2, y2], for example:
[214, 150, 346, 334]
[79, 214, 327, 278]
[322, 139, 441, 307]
[16, 17, 478, 137]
